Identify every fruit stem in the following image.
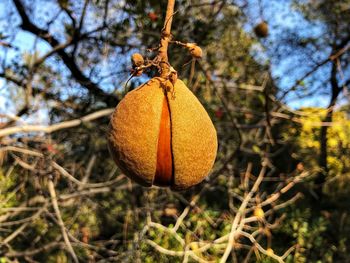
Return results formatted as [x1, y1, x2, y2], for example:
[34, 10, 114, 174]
[158, 0, 175, 77]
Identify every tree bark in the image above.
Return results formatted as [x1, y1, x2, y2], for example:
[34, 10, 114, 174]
[316, 62, 341, 196]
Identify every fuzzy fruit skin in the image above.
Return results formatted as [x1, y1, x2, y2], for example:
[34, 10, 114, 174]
[168, 79, 217, 190]
[108, 79, 163, 187]
[107, 78, 217, 190]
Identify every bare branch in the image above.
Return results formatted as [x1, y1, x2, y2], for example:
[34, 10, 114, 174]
[220, 164, 266, 263]
[0, 108, 113, 137]
[12, 0, 116, 104]
[48, 179, 79, 263]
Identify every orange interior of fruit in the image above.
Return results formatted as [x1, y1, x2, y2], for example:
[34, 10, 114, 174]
[154, 95, 173, 186]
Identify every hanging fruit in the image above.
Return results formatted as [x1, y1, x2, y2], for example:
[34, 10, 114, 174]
[107, 78, 217, 190]
[107, 0, 217, 190]
[254, 21, 269, 38]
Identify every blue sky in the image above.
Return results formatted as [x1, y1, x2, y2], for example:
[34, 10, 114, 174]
[0, 0, 129, 115]
[244, 0, 335, 109]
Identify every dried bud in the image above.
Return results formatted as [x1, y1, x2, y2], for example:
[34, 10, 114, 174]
[266, 248, 274, 256]
[148, 12, 158, 22]
[190, 46, 202, 59]
[163, 205, 178, 217]
[296, 162, 304, 171]
[185, 43, 203, 59]
[253, 207, 264, 219]
[131, 53, 144, 67]
[254, 21, 269, 38]
[215, 108, 224, 119]
[81, 227, 90, 243]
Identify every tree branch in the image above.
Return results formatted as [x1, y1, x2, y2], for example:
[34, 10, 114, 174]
[158, 0, 176, 77]
[220, 164, 266, 263]
[158, 0, 175, 63]
[12, 0, 116, 104]
[48, 179, 79, 263]
[0, 108, 113, 137]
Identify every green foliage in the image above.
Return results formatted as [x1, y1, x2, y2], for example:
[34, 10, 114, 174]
[288, 107, 350, 185]
[0, 169, 18, 209]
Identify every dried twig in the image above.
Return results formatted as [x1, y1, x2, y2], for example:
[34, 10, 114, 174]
[48, 179, 79, 263]
[0, 108, 113, 137]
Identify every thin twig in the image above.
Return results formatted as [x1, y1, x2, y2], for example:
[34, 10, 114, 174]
[48, 179, 79, 263]
[0, 108, 113, 137]
[220, 163, 266, 263]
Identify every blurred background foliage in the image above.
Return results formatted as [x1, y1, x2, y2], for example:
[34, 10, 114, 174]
[0, 0, 350, 262]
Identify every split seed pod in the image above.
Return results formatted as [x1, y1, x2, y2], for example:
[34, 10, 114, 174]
[254, 21, 269, 38]
[107, 78, 217, 190]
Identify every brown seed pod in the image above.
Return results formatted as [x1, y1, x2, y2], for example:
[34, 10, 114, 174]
[107, 78, 217, 190]
[254, 21, 269, 38]
[131, 53, 144, 67]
